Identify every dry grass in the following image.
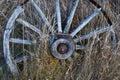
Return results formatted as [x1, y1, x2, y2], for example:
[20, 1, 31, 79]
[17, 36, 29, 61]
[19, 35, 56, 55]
[0, 0, 120, 80]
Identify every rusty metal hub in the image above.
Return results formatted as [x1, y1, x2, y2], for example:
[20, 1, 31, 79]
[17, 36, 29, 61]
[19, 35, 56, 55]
[50, 34, 75, 59]
[57, 43, 68, 54]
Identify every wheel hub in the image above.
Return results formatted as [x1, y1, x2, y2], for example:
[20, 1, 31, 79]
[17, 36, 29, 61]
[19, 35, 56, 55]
[50, 34, 75, 59]
[57, 43, 68, 54]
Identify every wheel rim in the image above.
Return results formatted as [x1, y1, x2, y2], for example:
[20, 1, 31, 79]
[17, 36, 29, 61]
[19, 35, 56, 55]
[3, 0, 115, 76]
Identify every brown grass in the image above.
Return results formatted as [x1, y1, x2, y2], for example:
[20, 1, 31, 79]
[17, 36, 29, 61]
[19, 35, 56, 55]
[0, 0, 120, 80]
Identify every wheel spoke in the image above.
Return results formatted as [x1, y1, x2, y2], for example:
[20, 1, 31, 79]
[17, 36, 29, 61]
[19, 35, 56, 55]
[9, 38, 36, 45]
[66, 0, 72, 17]
[15, 53, 34, 63]
[76, 45, 86, 50]
[55, 0, 62, 32]
[111, 29, 117, 50]
[16, 18, 41, 35]
[70, 8, 101, 37]
[30, 0, 51, 27]
[15, 55, 30, 63]
[73, 52, 79, 57]
[67, 57, 73, 61]
[64, 0, 79, 33]
[74, 26, 111, 43]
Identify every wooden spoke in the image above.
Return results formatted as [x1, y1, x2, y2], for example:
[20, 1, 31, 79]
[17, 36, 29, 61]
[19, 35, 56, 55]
[64, 0, 79, 33]
[16, 18, 41, 35]
[15, 53, 34, 63]
[55, 0, 62, 32]
[76, 45, 86, 50]
[9, 38, 36, 45]
[30, 0, 51, 27]
[67, 57, 73, 61]
[111, 29, 117, 50]
[74, 26, 111, 43]
[70, 8, 101, 37]
[15, 55, 30, 63]
[73, 52, 79, 58]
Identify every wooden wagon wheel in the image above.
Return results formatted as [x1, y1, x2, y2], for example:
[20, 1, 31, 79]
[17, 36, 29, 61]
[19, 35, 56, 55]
[3, 0, 116, 76]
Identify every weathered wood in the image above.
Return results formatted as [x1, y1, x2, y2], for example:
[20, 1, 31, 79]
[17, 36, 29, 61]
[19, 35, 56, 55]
[70, 8, 101, 37]
[9, 38, 36, 45]
[64, 0, 79, 33]
[111, 29, 117, 50]
[0, 54, 34, 68]
[2, 0, 114, 78]
[55, 0, 62, 32]
[76, 45, 86, 50]
[3, 6, 24, 76]
[14, 53, 34, 63]
[73, 26, 111, 43]
[16, 18, 41, 35]
[30, 0, 51, 27]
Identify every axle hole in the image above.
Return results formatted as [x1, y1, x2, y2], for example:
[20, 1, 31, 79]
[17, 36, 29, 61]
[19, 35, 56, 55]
[57, 43, 68, 54]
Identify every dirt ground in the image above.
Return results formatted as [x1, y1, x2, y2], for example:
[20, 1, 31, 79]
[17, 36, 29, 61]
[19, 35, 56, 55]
[0, 0, 120, 80]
